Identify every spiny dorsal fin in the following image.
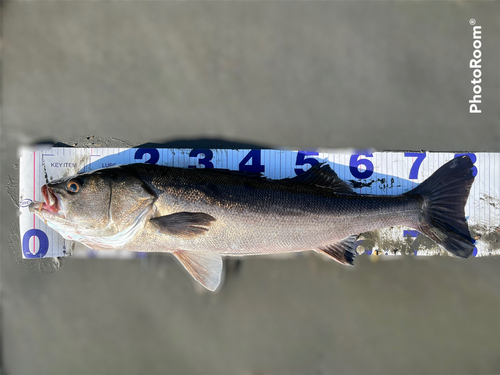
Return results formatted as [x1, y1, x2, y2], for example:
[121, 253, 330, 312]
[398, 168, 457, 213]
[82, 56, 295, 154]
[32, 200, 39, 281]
[173, 251, 223, 291]
[284, 163, 354, 193]
[316, 234, 359, 265]
[151, 212, 216, 238]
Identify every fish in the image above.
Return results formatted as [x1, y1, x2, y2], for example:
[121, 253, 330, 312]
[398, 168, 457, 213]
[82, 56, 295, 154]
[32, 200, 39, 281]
[29, 155, 476, 291]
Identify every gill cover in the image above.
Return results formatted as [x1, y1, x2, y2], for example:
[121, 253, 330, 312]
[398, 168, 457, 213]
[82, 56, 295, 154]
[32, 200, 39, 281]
[38, 167, 156, 249]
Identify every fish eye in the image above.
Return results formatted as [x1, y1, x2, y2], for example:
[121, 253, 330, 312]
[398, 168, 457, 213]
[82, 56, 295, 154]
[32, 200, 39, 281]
[67, 180, 81, 193]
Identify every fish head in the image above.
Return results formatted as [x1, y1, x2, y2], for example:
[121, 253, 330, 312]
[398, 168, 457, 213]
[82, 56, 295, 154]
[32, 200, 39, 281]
[30, 168, 156, 247]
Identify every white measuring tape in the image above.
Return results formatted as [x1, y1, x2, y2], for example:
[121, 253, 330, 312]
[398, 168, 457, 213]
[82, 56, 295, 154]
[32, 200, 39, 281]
[19, 147, 500, 259]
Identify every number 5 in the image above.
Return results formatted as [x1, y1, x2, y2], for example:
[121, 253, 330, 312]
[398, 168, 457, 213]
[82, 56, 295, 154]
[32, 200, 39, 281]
[294, 151, 319, 175]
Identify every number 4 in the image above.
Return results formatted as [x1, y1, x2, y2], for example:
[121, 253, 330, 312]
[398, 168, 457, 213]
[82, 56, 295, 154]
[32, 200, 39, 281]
[239, 150, 265, 173]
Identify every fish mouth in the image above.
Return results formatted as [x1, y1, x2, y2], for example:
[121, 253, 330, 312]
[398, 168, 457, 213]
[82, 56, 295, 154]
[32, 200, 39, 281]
[40, 185, 60, 213]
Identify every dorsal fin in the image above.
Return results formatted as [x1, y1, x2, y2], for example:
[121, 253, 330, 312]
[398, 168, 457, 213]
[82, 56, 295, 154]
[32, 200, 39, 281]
[284, 164, 354, 193]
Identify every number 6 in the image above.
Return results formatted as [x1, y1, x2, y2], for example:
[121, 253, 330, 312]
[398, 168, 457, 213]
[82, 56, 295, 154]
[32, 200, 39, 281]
[349, 154, 374, 179]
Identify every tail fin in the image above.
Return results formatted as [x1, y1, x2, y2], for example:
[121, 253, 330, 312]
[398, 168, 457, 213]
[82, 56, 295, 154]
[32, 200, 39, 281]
[404, 155, 475, 258]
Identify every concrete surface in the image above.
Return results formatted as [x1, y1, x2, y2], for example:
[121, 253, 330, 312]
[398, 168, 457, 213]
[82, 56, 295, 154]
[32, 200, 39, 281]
[1, 1, 499, 374]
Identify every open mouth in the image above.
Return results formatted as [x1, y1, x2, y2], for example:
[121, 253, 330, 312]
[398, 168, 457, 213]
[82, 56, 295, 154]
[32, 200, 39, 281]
[41, 185, 60, 213]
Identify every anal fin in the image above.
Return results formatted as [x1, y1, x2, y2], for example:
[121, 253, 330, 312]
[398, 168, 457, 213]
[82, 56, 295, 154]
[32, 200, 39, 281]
[316, 235, 359, 266]
[173, 251, 223, 292]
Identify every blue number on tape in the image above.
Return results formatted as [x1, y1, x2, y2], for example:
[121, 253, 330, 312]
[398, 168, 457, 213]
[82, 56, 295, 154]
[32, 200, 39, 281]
[403, 230, 420, 237]
[403, 230, 421, 256]
[454, 153, 477, 177]
[349, 154, 374, 179]
[404, 152, 427, 179]
[239, 150, 265, 173]
[189, 149, 214, 169]
[22, 229, 49, 258]
[294, 151, 319, 175]
[134, 149, 160, 165]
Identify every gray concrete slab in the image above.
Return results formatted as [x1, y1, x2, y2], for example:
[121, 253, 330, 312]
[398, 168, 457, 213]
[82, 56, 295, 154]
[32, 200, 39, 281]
[1, 1, 499, 374]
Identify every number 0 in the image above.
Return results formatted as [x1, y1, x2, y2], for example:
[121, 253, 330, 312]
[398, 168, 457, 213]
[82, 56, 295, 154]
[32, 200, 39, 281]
[22, 229, 49, 258]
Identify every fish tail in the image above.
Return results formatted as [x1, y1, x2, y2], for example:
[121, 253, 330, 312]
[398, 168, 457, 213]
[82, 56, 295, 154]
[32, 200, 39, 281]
[404, 155, 476, 258]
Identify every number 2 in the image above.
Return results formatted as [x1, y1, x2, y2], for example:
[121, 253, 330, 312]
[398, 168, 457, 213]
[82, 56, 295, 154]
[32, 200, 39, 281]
[134, 149, 159, 165]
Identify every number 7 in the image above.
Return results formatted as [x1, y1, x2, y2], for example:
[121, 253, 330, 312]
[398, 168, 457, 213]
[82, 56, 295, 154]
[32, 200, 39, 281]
[404, 152, 426, 179]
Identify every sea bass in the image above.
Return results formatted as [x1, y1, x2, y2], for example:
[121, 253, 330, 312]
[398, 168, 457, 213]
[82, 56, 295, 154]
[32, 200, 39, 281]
[30, 155, 476, 291]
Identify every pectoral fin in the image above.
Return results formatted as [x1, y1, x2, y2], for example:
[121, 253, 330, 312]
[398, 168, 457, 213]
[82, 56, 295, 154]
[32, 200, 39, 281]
[151, 212, 216, 238]
[316, 235, 359, 266]
[173, 251, 223, 291]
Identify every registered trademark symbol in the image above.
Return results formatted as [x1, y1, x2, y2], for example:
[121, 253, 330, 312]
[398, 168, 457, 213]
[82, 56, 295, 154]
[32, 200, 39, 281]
[469, 18, 476, 25]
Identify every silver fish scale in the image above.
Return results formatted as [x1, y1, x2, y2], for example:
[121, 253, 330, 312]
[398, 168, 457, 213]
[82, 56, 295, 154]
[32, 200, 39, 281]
[124, 165, 421, 255]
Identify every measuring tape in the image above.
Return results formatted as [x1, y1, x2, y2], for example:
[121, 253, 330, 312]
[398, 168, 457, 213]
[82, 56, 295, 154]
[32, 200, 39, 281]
[19, 148, 500, 259]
